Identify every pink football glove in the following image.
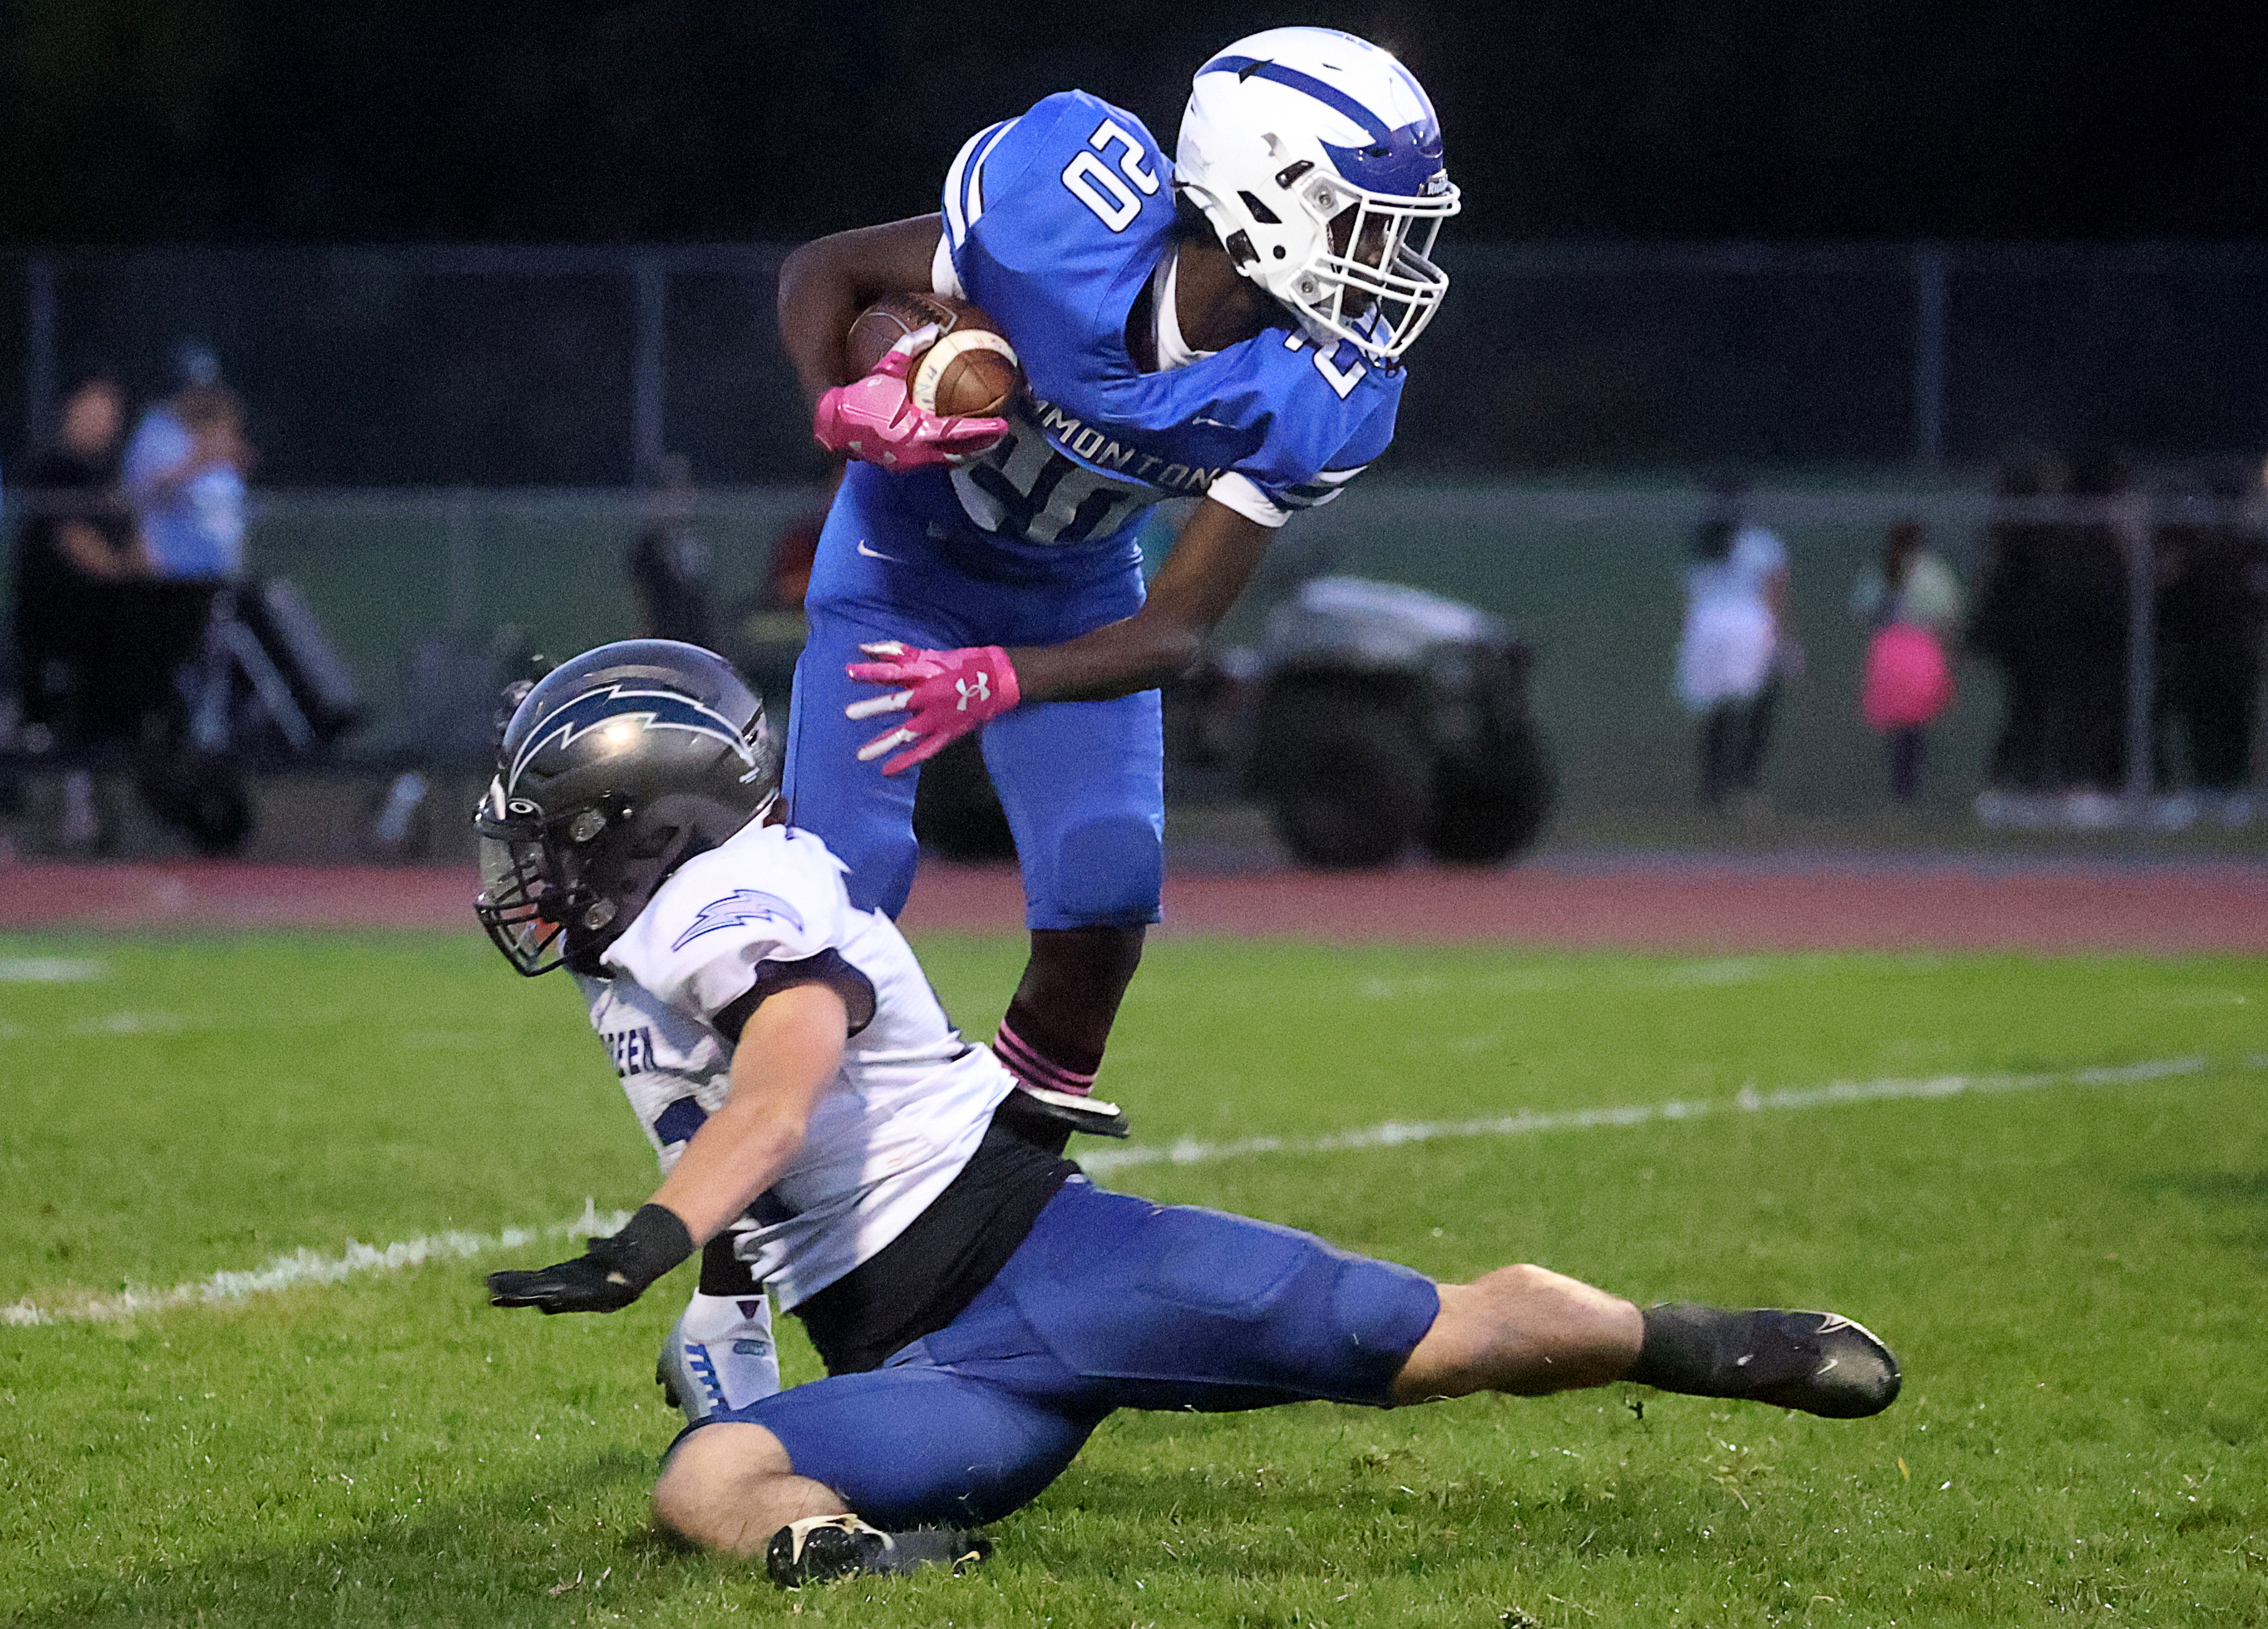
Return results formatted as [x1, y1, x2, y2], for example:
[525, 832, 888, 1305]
[813, 328, 1008, 472]
[844, 642, 1021, 775]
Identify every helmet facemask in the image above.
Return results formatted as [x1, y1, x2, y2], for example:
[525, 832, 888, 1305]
[476, 787, 751, 978]
[1281, 167, 1457, 362]
[475, 790, 616, 977]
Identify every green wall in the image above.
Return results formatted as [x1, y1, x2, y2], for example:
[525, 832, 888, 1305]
[16, 480, 2019, 820]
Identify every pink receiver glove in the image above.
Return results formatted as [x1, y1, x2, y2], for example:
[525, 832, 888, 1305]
[844, 642, 1021, 775]
[812, 328, 1009, 472]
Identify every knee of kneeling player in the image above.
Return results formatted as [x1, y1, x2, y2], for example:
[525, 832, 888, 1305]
[650, 1466, 717, 1553]
[1035, 816, 1163, 928]
[653, 1423, 841, 1554]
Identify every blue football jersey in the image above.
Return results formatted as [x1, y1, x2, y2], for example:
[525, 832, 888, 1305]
[917, 90, 1402, 569]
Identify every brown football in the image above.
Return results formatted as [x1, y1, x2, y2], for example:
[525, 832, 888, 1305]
[844, 292, 1022, 418]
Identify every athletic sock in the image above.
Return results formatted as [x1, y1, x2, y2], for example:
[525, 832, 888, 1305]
[698, 1231, 760, 1297]
[1627, 1302, 1790, 1395]
[680, 1289, 771, 1344]
[994, 1002, 1102, 1098]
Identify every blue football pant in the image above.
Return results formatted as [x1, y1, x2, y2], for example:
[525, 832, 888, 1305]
[782, 465, 1164, 930]
[704, 1179, 1443, 1529]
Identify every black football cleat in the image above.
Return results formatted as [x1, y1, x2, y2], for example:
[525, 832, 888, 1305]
[1745, 1310, 1901, 1418]
[1638, 1303, 1901, 1418]
[766, 1515, 992, 1587]
[998, 1083, 1131, 1141]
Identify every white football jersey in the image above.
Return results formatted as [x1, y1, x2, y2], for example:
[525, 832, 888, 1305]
[574, 821, 1013, 1310]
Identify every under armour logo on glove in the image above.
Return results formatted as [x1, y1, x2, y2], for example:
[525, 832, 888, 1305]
[844, 642, 1021, 775]
[812, 329, 1008, 472]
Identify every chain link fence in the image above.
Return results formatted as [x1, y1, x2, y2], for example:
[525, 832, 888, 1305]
[7, 242, 2268, 483]
[4, 239, 2266, 852]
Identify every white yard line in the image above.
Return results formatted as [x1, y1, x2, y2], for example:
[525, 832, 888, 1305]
[7, 1052, 2253, 1328]
[3, 1202, 631, 1328]
[1081, 1053, 2247, 1177]
[0, 956, 106, 983]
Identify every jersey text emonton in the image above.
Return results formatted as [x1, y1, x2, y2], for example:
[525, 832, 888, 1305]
[908, 89, 1401, 571]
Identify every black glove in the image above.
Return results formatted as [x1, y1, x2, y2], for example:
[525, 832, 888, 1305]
[487, 1203, 694, 1315]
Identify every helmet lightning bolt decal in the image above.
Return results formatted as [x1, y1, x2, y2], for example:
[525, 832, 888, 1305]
[509, 686, 754, 793]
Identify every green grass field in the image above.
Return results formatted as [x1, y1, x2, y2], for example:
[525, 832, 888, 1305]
[3, 929, 2266, 1626]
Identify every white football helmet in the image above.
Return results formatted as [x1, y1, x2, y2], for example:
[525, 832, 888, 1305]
[1176, 27, 1459, 365]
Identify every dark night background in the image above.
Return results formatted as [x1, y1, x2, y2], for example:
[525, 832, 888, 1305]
[3, 0, 2264, 247]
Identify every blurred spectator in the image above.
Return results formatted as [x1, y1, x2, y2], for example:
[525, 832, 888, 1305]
[11, 376, 142, 743]
[2039, 449, 2137, 826]
[9, 375, 143, 847]
[97, 350, 261, 856]
[1853, 518, 1961, 803]
[1676, 503, 1791, 813]
[628, 454, 716, 647]
[1968, 450, 2064, 819]
[2150, 460, 2267, 828]
[124, 345, 251, 583]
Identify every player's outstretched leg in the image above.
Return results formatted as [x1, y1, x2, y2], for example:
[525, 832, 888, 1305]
[1392, 1264, 1900, 1419]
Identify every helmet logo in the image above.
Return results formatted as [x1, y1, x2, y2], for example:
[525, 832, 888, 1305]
[955, 674, 992, 711]
[670, 889, 807, 952]
[510, 685, 756, 794]
[1183, 29, 1458, 362]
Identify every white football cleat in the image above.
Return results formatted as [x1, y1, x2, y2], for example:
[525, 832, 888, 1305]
[657, 1291, 781, 1425]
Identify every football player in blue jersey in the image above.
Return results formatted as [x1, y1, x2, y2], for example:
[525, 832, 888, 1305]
[775, 27, 1459, 1142]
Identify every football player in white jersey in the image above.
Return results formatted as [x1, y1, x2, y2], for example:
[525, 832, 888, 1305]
[482, 641, 1902, 1587]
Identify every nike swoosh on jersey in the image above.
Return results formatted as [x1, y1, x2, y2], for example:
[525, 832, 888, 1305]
[856, 541, 903, 562]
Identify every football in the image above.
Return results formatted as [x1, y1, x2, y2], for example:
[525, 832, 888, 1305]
[844, 291, 1022, 418]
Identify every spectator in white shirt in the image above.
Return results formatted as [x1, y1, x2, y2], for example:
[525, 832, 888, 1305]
[1676, 514, 1791, 812]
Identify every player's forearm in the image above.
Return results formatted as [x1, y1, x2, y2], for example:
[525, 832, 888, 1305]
[1010, 497, 1276, 702]
[649, 984, 848, 1243]
[778, 214, 948, 409]
[1008, 612, 1207, 702]
[778, 242, 872, 409]
[651, 1107, 808, 1245]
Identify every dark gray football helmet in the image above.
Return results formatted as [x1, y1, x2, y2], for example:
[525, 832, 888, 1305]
[475, 640, 781, 976]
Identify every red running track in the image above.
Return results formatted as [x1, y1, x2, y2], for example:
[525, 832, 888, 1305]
[2, 856, 2266, 952]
